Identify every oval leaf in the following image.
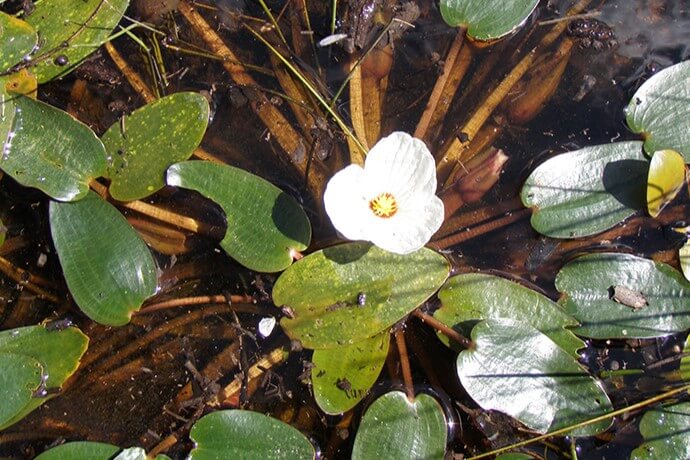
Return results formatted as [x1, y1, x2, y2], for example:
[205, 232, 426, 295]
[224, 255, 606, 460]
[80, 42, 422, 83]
[647, 149, 685, 217]
[25, 0, 129, 83]
[0, 352, 43, 428]
[0, 95, 106, 201]
[36, 442, 121, 460]
[458, 319, 612, 436]
[626, 60, 690, 158]
[0, 12, 37, 72]
[352, 391, 447, 460]
[435, 273, 584, 357]
[189, 410, 315, 459]
[50, 192, 157, 325]
[521, 141, 647, 238]
[312, 332, 389, 415]
[556, 252, 690, 339]
[273, 242, 450, 349]
[102, 93, 210, 201]
[440, 0, 539, 40]
[631, 402, 690, 460]
[166, 161, 310, 273]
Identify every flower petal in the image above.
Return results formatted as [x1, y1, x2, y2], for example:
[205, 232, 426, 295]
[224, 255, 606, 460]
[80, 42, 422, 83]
[363, 132, 437, 200]
[324, 164, 373, 241]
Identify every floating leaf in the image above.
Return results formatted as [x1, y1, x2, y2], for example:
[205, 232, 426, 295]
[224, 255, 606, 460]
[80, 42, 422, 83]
[630, 402, 690, 459]
[626, 60, 690, 158]
[440, 0, 539, 40]
[50, 192, 157, 325]
[681, 238, 690, 282]
[273, 242, 449, 349]
[167, 161, 310, 273]
[0, 95, 106, 201]
[189, 410, 315, 459]
[0, 353, 42, 428]
[458, 319, 611, 436]
[102, 93, 210, 201]
[521, 141, 647, 238]
[35, 442, 121, 460]
[25, 0, 129, 83]
[0, 12, 37, 72]
[0, 324, 88, 429]
[352, 391, 447, 460]
[680, 335, 690, 382]
[312, 332, 389, 415]
[556, 253, 690, 339]
[647, 149, 685, 217]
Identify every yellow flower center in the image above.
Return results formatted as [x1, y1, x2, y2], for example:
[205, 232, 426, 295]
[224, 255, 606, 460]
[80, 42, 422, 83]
[369, 192, 398, 218]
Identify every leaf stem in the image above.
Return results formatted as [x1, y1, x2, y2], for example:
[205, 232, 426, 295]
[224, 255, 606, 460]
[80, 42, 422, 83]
[412, 309, 472, 349]
[394, 327, 415, 402]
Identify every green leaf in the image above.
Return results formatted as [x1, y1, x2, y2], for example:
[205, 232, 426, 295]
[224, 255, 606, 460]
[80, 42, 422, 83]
[440, 0, 539, 40]
[25, 0, 129, 83]
[273, 242, 450, 349]
[626, 60, 690, 158]
[35, 442, 121, 459]
[352, 391, 447, 460]
[0, 324, 89, 429]
[680, 335, 690, 382]
[102, 93, 210, 201]
[312, 332, 389, 415]
[0, 95, 107, 201]
[631, 402, 690, 460]
[0, 353, 43, 427]
[458, 319, 612, 436]
[166, 161, 310, 273]
[680, 238, 690, 283]
[189, 410, 315, 459]
[521, 141, 647, 238]
[647, 149, 685, 217]
[435, 273, 584, 357]
[50, 192, 157, 325]
[556, 253, 690, 339]
[0, 12, 37, 72]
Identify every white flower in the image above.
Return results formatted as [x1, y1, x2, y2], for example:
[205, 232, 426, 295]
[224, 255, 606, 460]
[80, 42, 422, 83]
[324, 132, 444, 254]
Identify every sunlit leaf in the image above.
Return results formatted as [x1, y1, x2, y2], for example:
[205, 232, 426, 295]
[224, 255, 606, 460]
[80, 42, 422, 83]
[50, 192, 157, 325]
[0, 353, 42, 428]
[680, 335, 690, 382]
[435, 273, 583, 357]
[440, 0, 539, 40]
[102, 93, 210, 201]
[273, 242, 449, 349]
[0, 324, 89, 429]
[521, 141, 647, 238]
[680, 238, 690, 282]
[312, 332, 389, 415]
[0, 12, 37, 72]
[647, 149, 685, 217]
[630, 402, 690, 460]
[189, 410, 315, 459]
[352, 391, 447, 460]
[167, 161, 310, 273]
[25, 0, 129, 83]
[0, 95, 106, 201]
[626, 60, 690, 159]
[556, 253, 690, 339]
[458, 319, 611, 436]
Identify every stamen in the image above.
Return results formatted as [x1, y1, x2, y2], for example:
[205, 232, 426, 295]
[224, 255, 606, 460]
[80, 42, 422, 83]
[369, 192, 398, 218]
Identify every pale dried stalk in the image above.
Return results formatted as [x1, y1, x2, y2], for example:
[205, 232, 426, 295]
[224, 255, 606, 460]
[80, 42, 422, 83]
[349, 63, 370, 154]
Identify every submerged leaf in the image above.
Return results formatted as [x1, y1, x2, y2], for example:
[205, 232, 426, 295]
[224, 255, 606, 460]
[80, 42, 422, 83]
[102, 93, 210, 201]
[189, 410, 315, 459]
[435, 273, 583, 357]
[626, 60, 690, 158]
[458, 319, 611, 436]
[631, 402, 690, 460]
[440, 0, 539, 40]
[273, 242, 449, 349]
[167, 161, 310, 273]
[312, 332, 389, 415]
[647, 149, 685, 217]
[521, 141, 647, 238]
[0, 12, 37, 72]
[556, 253, 690, 338]
[352, 391, 447, 460]
[50, 192, 157, 325]
[25, 0, 129, 83]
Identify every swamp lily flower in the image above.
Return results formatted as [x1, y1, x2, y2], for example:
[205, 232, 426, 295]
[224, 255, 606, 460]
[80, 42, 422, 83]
[324, 131, 444, 254]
